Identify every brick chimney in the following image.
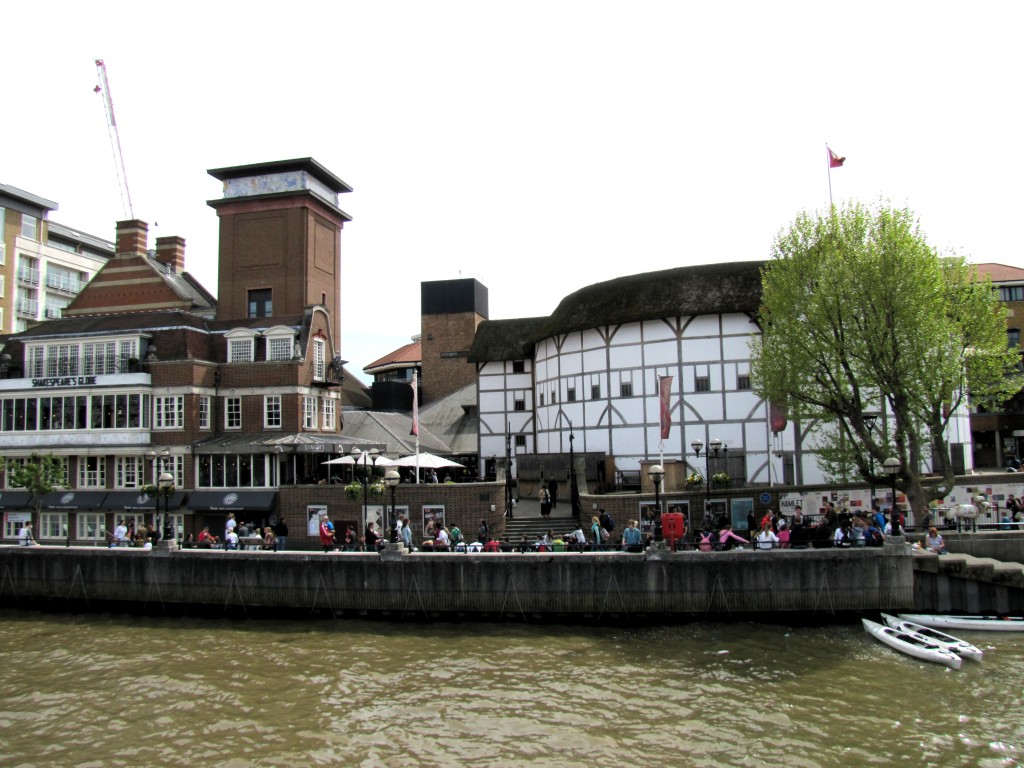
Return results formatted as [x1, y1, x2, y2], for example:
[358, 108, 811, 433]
[155, 235, 186, 274]
[115, 219, 149, 258]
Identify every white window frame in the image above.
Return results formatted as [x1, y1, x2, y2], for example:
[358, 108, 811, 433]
[312, 338, 326, 381]
[265, 395, 282, 428]
[76, 512, 106, 542]
[154, 395, 184, 429]
[322, 398, 335, 430]
[77, 456, 106, 488]
[115, 456, 144, 488]
[265, 326, 296, 362]
[198, 396, 210, 430]
[39, 512, 67, 540]
[303, 396, 318, 429]
[225, 396, 242, 430]
[228, 337, 255, 363]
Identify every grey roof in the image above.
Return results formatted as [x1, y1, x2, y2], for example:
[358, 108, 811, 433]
[0, 182, 58, 214]
[47, 221, 115, 256]
[193, 433, 383, 454]
[469, 262, 766, 363]
[341, 411, 451, 455]
[418, 383, 479, 455]
[7, 309, 210, 341]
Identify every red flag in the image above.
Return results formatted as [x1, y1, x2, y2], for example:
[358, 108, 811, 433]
[827, 147, 845, 168]
[410, 371, 419, 436]
[659, 375, 672, 440]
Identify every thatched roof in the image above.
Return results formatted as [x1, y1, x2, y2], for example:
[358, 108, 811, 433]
[468, 262, 766, 362]
[468, 317, 547, 363]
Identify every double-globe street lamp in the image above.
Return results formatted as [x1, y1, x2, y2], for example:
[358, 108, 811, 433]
[384, 469, 401, 542]
[158, 470, 176, 548]
[647, 464, 664, 542]
[691, 438, 724, 529]
[883, 456, 902, 537]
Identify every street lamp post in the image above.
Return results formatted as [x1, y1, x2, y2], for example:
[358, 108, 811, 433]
[691, 438, 724, 529]
[384, 469, 401, 543]
[648, 464, 665, 542]
[862, 412, 879, 509]
[158, 470, 175, 549]
[883, 456, 902, 538]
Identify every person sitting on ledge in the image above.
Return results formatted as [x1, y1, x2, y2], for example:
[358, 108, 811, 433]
[756, 521, 779, 550]
[718, 524, 749, 550]
[925, 527, 948, 554]
[197, 527, 219, 548]
[483, 536, 501, 552]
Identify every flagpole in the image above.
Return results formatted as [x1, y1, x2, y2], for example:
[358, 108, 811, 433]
[826, 143, 833, 208]
[412, 371, 420, 484]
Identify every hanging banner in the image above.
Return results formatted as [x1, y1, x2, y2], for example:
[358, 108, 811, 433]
[659, 376, 673, 439]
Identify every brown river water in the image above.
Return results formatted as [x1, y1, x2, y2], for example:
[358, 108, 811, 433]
[0, 611, 1021, 767]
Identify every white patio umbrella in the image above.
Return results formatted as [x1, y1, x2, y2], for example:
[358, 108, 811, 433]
[321, 452, 395, 466]
[391, 452, 463, 470]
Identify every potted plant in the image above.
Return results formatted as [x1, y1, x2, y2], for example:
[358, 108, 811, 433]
[368, 481, 385, 497]
[685, 472, 703, 489]
[344, 481, 362, 500]
[712, 471, 730, 488]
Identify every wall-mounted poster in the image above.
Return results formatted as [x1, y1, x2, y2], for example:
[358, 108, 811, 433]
[423, 505, 445, 539]
[307, 504, 328, 537]
[730, 498, 754, 532]
[639, 501, 659, 536]
[363, 505, 385, 534]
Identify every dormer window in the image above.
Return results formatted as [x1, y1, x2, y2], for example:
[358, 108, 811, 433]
[264, 326, 297, 362]
[225, 329, 258, 363]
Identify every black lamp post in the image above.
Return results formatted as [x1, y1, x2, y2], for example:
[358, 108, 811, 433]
[158, 470, 175, 546]
[862, 412, 878, 509]
[691, 438, 723, 529]
[883, 456, 902, 537]
[384, 469, 400, 543]
[648, 464, 664, 542]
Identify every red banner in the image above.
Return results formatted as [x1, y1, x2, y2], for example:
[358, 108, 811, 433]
[659, 376, 673, 440]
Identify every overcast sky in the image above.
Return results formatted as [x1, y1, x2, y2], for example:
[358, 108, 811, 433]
[6, 2, 1022, 383]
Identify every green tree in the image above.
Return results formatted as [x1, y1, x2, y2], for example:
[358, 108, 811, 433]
[7, 454, 65, 523]
[751, 201, 1023, 516]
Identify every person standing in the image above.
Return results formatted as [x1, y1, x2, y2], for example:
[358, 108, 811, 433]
[539, 485, 551, 517]
[318, 512, 335, 552]
[621, 520, 642, 552]
[111, 519, 129, 547]
[401, 517, 413, 551]
[225, 512, 237, 543]
[274, 518, 289, 551]
[478, 518, 489, 543]
[548, 478, 559, 510]
[590, 516, 603, 551]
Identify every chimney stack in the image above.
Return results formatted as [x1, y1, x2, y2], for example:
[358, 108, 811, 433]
[115, 219, 149, 257]
[155, 235, 186, 274]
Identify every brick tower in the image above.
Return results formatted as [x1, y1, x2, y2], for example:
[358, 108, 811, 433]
[206, 158, 352, 327]
[420, 278, 488, 404]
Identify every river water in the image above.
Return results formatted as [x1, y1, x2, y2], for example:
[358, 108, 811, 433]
[0, 611, 1021, 768]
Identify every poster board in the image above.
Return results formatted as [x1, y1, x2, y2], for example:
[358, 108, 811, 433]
[423, 505, 445, 538]
[307, 504, 327, 537]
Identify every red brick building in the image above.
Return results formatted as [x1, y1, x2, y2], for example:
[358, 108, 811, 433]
[0, 158, 378, 545]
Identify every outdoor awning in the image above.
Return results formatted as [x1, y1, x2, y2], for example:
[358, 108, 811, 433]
[187, 490, 278, 513]
[192, 433, 383, 455]
[101, 491, 188, 511]
[38, 491, 109, 510]
[0, 491, 33, 511]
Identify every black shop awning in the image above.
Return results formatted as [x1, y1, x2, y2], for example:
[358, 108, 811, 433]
[0, 491, 32, 511]
[187, 490, 278, 513]
[38, 491, 108, 510]
[101, 490, 188, 511]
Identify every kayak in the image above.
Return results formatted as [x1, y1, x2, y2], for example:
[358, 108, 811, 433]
[881, 614, 983, 661]
[897, 614, 1024, 633]
[862, 619, 962, 669]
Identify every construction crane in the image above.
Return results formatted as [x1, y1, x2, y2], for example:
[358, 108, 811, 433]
[93, 59, 134, 219]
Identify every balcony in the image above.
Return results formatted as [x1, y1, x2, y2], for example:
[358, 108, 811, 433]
[16, 267, 40, 286]
[45, 273, 84, 294]
[16, 298, 39, 317]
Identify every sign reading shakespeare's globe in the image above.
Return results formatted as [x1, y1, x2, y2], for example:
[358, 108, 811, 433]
[223, 493, 238, 506]
[61, 492, 75, 505]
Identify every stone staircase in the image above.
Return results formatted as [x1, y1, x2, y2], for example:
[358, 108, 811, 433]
[497, 498, 578, 543]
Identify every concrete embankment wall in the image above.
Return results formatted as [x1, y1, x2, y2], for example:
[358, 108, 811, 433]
[0, 544, 914, 620]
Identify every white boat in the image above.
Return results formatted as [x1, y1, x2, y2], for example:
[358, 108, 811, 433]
[881, 614, 983, 661]
[862, 618, 962, 669]
[898, 613, 1024, 633]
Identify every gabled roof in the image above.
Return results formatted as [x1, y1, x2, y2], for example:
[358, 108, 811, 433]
[364, 341, 421, 374]
[418, 383, 479, 454]
[974, 263, 1024, 283]
[340, 410, 450, 455]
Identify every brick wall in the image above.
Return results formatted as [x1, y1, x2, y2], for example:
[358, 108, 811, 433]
[420, 312, 483, 404]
